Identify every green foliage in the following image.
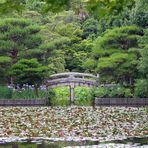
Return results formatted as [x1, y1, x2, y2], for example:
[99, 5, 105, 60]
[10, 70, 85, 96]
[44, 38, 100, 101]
[124, 88, 133, 98]
[43, 0, 70, 13]
[94, 85, 133, 98]
[81, 17, 99, 39]
[83, 58, 96, 73]
[47, 50, 66, 74]
[139, 46, 148, 78]
[0, 56, 11, 64]
[66, 51, 87, 72]
[12, 89, 46, 99]
[47, 88, 55, 105]
[50, 87, 93, 106]
[11, 58, 48, 85]
[0, 86, 12, 99]
[0, 0, 70, 14]
[88, 26, 142, 84]
[75, 87, 93, 106]
[134, 79, 148, 98]
[108, 85, 133, 98]
[85, 0, 135, 18]
[0, 18, 44, 82]
[93, 26, 141, 54]
[93, 87, 109, 98]
[134, 29, 148, 98]
[0, 0, 25, 14]
[50, 87, 69, 106]
[130, 0, 148, 28]
[0, 0, 134, 16]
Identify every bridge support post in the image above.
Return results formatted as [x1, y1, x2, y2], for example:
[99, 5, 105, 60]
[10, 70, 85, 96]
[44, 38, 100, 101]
[96, 74, 100, 87]
[70, 84, 75, 105]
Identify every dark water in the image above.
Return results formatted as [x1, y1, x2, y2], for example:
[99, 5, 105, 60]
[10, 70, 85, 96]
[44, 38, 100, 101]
[0, 137, 148, 148]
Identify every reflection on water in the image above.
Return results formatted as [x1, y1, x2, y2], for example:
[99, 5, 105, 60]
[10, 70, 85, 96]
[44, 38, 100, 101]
[0, 137, 148, 148]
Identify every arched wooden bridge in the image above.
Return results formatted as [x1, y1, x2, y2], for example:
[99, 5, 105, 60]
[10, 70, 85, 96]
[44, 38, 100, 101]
[46, 72, 99, 104]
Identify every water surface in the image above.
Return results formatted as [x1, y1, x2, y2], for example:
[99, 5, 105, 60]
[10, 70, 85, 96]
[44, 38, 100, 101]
[0, 137, 148, 148]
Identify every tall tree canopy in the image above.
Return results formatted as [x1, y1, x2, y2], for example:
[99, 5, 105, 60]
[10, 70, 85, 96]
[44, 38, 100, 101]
[0, 18, 44, 83]
[85, 26, 143, 84]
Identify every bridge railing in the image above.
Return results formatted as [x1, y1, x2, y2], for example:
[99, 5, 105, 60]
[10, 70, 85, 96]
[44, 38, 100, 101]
[49, 72, 98, 79]
[47, 72, 99, 87]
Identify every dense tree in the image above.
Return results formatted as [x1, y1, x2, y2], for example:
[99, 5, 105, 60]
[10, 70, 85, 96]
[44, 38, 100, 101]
[10, 58, 48, 96]
[85, 26, 143, 84]
[0, 18, 44, 84]
[135, 29, 148, 97]
[0, 0, 25, 14]
[81, 17, 99, 39]
[0, 18, 44, 61]
[85, 0, 135, 17]
[130, 0, 148, 28]
[0, 0, 135, 16]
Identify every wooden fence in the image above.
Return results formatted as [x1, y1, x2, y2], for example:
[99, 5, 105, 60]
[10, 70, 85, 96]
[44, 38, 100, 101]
[0, 98, 148, 106]
[0, 99, 47, 106]
[95, 98, 148, 106]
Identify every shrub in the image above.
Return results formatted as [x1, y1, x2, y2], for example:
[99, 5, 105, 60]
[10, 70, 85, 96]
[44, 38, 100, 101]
[124, 88, 133, 98]
[50, 87, 69, 106]
[109, 85, 125, 98]
[0, 86, 12, 99]
[94, 84, 133, 98]
[109, 85, 133, 98]
[47, 89, 56, 105]
[75, 87, 93, 106]
[93, 87, 109, 98]
[134, 79, 148, 98]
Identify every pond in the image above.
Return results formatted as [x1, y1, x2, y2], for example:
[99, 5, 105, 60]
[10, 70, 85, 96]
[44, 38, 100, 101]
[0, 137, 148, 148]
[0, 107, 147, 147]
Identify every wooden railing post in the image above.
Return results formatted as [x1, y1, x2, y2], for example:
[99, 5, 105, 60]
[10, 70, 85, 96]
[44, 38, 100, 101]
[70, 83, 75, 105]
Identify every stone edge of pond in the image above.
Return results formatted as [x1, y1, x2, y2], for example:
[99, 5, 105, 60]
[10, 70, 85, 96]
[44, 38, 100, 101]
[0, 135, 148, 144]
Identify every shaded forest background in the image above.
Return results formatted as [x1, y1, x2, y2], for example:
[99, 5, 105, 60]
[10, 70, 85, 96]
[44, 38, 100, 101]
[0, 0, 148, 97]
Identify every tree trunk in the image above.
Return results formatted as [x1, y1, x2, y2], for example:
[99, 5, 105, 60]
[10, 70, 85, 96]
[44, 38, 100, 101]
[34, 85, 39, 98]
[10, 49, 18, 87]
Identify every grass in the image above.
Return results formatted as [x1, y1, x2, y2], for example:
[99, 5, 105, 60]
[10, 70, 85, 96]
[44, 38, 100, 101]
[12, 89, 46, 100]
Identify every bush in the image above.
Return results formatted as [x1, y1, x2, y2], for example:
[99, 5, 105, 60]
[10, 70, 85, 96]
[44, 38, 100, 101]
[134, 79, 148, 98]
[124, 88, 133, 98]
[109, 85, 125, 98]
[75, 87, 93, 106]
[93, 87, 109, 98]
[47, 89, 55, 105]
[50, 87, 69, 106]
[94, 85, 133, 98]
[0, 86, 12, 99]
